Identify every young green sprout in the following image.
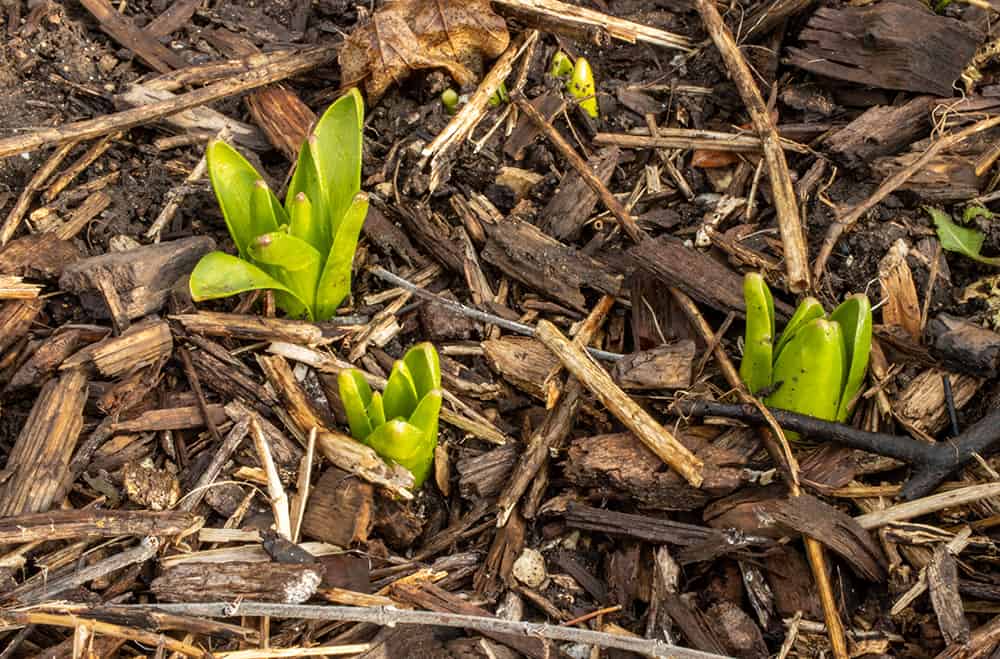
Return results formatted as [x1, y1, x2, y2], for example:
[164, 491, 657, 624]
[338, 343, 443, 487]
[441, 88, 459, 114]
[189, 89, 368, 321]
[489, 82, 509, 107]
[550, 51, 598, 119]
[740, 273, 873, 440]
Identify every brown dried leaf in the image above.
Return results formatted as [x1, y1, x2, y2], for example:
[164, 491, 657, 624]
[339, 0, 510, 102]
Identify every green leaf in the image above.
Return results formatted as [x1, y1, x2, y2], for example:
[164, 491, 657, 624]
[189, 251, 306, 308]
[286, 139, 328, 251]
[739, 273, 774, 395]
[766, 318, 846, 433]
[206, 140, 265, 258]
[338, 369, 373, 441]
[310, 88, 364, 241]
[287, 191, 322, 250]
[830, 294, 873, 422]
[964, 205, 993, 223]
[927, 206, 1000, 266]
[402, 342, 441, 400]
[407, 390, 442, 487]
[774, 296, 825, 359]
[551, 51, 573, 78]
[250, 179, 286, 240]
[568, 57, 598, 118]
[248, 232, 322, 315]
[367, 392, 386, 429]
[383, 361, 419, 421]
[364, 420, 430, 486]
[314, 192, 368, 321]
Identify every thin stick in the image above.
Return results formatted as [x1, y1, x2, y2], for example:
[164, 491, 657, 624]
[120, 602, 731, 659]
[291, 427, 316, 544]
[0, 140, 79, 244]
[854, 482, 1000, 530]
[370, 266, 624, 362]
[535, 320, 704, 487]
[215, 645, 372, 659]
[0, 47, 338, 160]
[513, 95, 646, 243]
[692, 0, 809, 292]
[147, 139, 213, 240]
[814, 114, 1000, 283]
[594, 130, 809, 154]
[250, 417, 292, 540]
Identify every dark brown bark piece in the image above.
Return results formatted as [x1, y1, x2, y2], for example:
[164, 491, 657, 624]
[540, 146, 620, 241]
[0, 233, 81, 280]
[762, 545, 824, 619]
[7, 326, 107, 390]
[79, 0, 188, 74]
[59, 236, 214, 321]
[317, 554, 370, 592]
[456, 443, 520, 500]
[928, 543, 970, 645]
[151, 562, 323, 603]
[825, 96, 934, 170]
[563, 502, 729, 552]
[872, 152, 983, 202]
[564, 432, 747, 510]
[610, 341, 695, 390]
[929, 313, 1000, 378]
[706, 601, 768, 658]
[300, 467, 374, 547]
[374, 497, 425, 550]
[503, 93, 564, 160]
[481, 218, 622, 311]
[786, 1, 983, 96]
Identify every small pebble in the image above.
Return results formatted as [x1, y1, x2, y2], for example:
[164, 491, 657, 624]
[512, 547, 547, 588]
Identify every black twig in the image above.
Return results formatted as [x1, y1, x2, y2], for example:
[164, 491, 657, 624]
[673, 400, 1000, 499]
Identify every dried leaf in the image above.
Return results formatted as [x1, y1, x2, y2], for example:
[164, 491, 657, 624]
[339, 0, 509, 102]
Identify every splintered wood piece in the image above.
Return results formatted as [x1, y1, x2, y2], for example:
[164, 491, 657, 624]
[535, 320, 703, 487]
[879, 240, 922, 340]
[0, 509, 202, 543]
[0, 46, 338, 159]
[928, 543, 971, 644]
[564, 502, 725, 548]
[482, 336, 558, 399]
[0, 232, 81, 280]
[0, 369, 87, 516]
[894, 369, 980, 435]
[60, 236, 215, 321]
[0, 299, 43, 355]
[786, 3, 982, 96]
[565, 432, 746, 510]
[540, 147, 620, 241]
[300, 467, 374, 546]
[694, 0, 809, 292]
[825, 96, 933, 170]
[173, 311, 326, 346]
[63, 319, 173, 378]
[594, 130, 808, 154]
[8, 326, 107, 389]
[457, 444, 520, 499]
[872, 152, 983, 202]
[492, 0, 691, 51]
[929, 313, 1000, 378]
[112, 405, 227, 433]
[0, 140, 78, 245]
[0, 275, 41, 299]
[115, 84, 268, 150]
[250, 417, 292, 539]
[481, 218, 622, 311]
[257, 354, 334, 435]
[78, 0, 187, 73]
[152, 562, 323, 603]
[610, 342, 695, 390]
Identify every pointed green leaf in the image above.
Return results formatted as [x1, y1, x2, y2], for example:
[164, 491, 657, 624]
[189, 251, 306, 306]
[403, 342, 441, 400]
[288, 191, 321, 249]
[287, 138, 328, 251]
[310, 88, 363, 239]
[830, 294, 873, 422]
[314, 192, 368, 321]
[384, 361, 419, 421]
[250, 179, 286, 240]
[766, 318, 846, 434]
[409, 389, 442, 438]
[365, 420, 430, 486]
[551, 51, 573, 78]
[927, 206, 1000, 266]
[367, 392, 386, 429]
[739, 273, 774, 395]
[568, 57, 598, 118]
[338, 369, 373, 441]
[206, 140, 266, 258]
[248, 232, 322, 315]
[774, 296, 825, 359]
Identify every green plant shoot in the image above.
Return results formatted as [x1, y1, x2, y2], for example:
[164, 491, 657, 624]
[441, 88, 459, 114]
[739, 273, 872, 439]
[550, 52, 598, 118]
[189, 88, 368, 321]
[927, 206, 1000, 267]
[338, 343, 442, 487]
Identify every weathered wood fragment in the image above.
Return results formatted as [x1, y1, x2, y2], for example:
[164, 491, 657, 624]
[60, 237, 214, 321]
[928, 543, 970, 645]
[174, 311, 326, 346]
[894, 369, 980, 435]
[7, 326, 107, 390]
[0, 232, 80, 280]
[456, 443, 520, 499]
[301, 467, 375, 546]
[0, 369, 87, 515]
[62, 319, 173, 378]
[825, 96, 933, 170]
[79, 0, 187, 73]
[929, 313, 1000, 378]
[0, 299, 43, 355]
[540, 147, 619, 241]
[0, 509, 202, 544]
[152, 562, 323, 603]
[786, 1, 983, 96]
[610, 342, 695, 390]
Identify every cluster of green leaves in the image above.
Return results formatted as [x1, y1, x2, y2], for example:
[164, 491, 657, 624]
[550, 51, 598, 118]
[189, 89, 368, 321]
[926, 205, 1000, 267]
[339, 343, 442, 487]
[740, 274, 873, 438]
